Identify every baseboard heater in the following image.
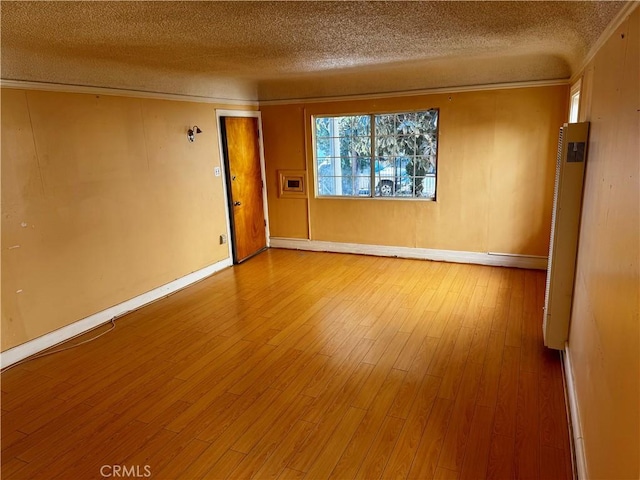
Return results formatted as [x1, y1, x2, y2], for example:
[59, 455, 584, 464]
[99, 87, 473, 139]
[543, 122, 590, 350]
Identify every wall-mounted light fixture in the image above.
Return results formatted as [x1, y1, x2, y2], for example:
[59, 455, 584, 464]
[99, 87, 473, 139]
[187, 125, 203, 142]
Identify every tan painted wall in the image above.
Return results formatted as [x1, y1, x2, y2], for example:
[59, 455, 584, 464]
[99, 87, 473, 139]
[261, 104, 311, 239]
[1, 89, 247, 351]
[262, 86, 568, 255]
[568, 7, 639, 480]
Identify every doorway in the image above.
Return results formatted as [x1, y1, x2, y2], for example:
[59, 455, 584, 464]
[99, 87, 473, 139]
[218, 112, 269, 263]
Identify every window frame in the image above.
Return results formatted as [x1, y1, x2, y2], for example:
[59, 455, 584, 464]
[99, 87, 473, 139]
[312, 108, 440, 202]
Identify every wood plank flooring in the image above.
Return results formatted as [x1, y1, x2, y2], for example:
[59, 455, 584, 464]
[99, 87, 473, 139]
[1, 249, 572, 480]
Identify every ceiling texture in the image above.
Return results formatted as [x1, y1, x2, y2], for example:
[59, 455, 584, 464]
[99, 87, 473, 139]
[1, 1, 627, 101]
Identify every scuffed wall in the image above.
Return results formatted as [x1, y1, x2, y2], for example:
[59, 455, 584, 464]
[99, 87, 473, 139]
[1, 89, 245, 350]
[567, 6, 640, 480]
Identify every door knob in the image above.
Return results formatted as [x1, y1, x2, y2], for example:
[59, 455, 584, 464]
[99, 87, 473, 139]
[233, 201, 242, 206]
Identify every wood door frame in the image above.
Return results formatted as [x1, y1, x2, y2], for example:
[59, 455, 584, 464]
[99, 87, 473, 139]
[215, 109, 270, 263]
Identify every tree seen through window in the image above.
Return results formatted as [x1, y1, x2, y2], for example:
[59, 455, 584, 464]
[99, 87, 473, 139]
[315, 110, 438, 199]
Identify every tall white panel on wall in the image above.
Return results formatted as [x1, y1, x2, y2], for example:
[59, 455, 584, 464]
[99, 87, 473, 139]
[543, 122, 590, 349]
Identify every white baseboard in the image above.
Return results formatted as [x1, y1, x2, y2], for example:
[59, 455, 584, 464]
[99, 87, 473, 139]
[563, 345, 588, 479]
[0, 257, 232, 368]
[269, 237, 548, 270]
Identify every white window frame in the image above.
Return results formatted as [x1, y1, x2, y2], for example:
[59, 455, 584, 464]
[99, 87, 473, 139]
[312, 109, 439, 201]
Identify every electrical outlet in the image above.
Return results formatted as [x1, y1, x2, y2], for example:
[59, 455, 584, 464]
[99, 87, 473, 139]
[219, 234, 227, 244]
[214, 167, 221, 177]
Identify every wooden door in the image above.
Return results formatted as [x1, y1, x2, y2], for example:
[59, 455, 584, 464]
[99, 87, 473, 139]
[221, 116, 267, 263]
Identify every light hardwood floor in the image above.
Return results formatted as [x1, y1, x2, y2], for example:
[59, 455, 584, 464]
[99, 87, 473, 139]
[1, 249, 572, 480]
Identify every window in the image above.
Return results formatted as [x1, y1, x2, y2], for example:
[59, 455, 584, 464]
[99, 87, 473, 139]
[569, 93, 580, 123]
[314, 110, 438, 199]
[569, 80, 581, 123]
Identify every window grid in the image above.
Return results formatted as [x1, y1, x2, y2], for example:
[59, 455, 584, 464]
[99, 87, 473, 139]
[315, 110, 438, 200]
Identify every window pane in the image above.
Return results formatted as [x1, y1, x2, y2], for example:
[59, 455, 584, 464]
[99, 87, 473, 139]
[375, 135, 396, 156]
[375, 160, 412, 197]
[375, 114, 396, 137]
[338, 157, 350, 175]
[317, 157, 339, 175]
[316, 115, 372, 197]
[395, 157, 412, 197]
[415, 176, 436, 199]
[569, 93, 580, 123]
[353, 158, 371, 175]
[396, 113, 417, 135]
[372, 109, 438, 199]
[375, 157, 396, 196]
[316, 137, 331, 157]
[335, 115, 370, 137]
[411, 156, 435, 175]
[416, 110, 438, 133]
[338, 158, 369, 175]
[395, 136, 416, 156]
[355, 177, 371, 196]
[411, 177, 426, 198]
[355, 116, 371, 136]
[341, 176, 355, 196]
[342, 136, 370, 157]
[397, 156, 411, 175]
[376, 177, 395, 196]
[374, 157, 393, 177]
[315, 117, 332, 138]
[317, 176, 339, 196]
[416, 134, 437, 156]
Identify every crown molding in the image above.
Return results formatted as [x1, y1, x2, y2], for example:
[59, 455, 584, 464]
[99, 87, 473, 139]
[1, 78, 571, 108]
[571, 1, 640, 83]
[0, 79, 259, 106]
[258, 78, 570, 106]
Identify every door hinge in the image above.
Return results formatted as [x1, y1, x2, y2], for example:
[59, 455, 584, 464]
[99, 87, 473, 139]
[264, 220, 267, 227]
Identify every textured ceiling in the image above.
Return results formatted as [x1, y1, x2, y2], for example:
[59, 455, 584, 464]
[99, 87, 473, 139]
[0, 1, 627, 101]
